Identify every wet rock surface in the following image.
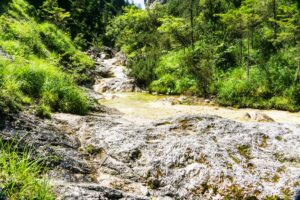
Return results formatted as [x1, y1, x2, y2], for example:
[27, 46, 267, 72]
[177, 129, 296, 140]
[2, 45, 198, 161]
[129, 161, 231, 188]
[74, 114, 300, 199]
[91, 51, 140, 94]
[2, 111, 300, 199]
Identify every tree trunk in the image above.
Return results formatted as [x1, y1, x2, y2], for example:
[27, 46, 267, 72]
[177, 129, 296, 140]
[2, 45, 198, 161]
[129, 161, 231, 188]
[247, 36, 250, 79]
[246, 29, 251, 79]
[273, 0, 277, 40]
[240, 38, 243, 66]
[295, 58, 300, 83]
[190, 0, 194, 51]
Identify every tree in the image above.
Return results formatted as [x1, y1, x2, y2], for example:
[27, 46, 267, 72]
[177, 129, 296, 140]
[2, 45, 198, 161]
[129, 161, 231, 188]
[40, 0, 70, 28]
[219, 0, 262, 79]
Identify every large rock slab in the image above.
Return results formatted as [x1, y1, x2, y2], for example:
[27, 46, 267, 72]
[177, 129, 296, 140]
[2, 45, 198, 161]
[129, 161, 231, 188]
[1, 111, 300, 199]
[58, 113, 300, 199]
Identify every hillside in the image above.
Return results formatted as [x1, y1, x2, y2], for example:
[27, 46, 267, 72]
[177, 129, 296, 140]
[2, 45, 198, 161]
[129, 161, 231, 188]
[0, 0, 96, 117]
[0, 0, 126, 199]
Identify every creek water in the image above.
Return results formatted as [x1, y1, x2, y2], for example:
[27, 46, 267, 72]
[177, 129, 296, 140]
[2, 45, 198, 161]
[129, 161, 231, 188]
[101, 92, 300, 125]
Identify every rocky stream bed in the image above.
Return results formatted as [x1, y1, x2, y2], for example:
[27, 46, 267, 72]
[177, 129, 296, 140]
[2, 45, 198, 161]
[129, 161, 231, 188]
[1, 51, 300, 199]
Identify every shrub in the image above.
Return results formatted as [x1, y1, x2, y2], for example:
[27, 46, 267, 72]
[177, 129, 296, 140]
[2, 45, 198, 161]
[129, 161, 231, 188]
[41, 72, 89, 115]
[149, 49, 198, 95]
[217, 67, 300, 111]
[150, 74, 177, 94]
[36, 104, 51, 119]
[58, 86, 89, 115]
[128, 50, 158, 87]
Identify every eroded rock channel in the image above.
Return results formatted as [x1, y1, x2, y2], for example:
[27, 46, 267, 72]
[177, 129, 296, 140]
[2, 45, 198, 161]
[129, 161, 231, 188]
[1, 52, 300, 199]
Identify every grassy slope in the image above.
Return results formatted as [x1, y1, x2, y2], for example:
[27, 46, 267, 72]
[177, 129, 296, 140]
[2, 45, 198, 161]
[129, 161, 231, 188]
[0, 0, 95, 117]
[0, 0, 95, 198]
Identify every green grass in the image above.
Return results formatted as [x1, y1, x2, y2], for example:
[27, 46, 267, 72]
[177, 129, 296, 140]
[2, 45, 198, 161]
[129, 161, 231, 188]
[0, 0, 94, 116]
[0, 141, 55, 200]
[0, 57, 89, 115]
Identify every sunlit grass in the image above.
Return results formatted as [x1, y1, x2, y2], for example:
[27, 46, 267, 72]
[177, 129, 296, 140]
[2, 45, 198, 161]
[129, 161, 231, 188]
[0, 141, 55, 200]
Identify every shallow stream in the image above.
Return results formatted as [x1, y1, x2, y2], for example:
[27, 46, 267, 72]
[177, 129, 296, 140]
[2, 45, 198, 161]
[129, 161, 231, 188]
[101, 92, 300, 125]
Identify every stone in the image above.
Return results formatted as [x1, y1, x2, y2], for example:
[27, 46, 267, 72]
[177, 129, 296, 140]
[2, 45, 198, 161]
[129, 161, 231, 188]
[1, 110, 300, 199]
[244, 112, 275, 122]
[0, 49, 13, 60]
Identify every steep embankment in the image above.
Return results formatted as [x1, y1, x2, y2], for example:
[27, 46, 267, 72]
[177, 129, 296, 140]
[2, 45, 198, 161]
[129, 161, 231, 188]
[0, 0, 94, 117]
[0, 0, 94, 198]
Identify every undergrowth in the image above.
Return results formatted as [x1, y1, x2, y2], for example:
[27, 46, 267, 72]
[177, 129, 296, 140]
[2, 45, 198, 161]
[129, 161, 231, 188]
[0, 141, 55, 200]
[0, 0, 94, 116]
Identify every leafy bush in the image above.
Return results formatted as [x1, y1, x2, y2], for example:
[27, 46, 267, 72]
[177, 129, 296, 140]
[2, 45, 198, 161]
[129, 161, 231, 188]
[217, 67, 300, 111]
[149, 49, 198, 95]
[128, 51, 158, 87]
[36, 104, 51, 119]
[0, 141, 55, 199]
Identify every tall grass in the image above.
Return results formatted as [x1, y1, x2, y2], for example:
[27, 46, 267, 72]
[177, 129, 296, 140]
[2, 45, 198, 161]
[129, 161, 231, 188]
[0, 141, 55, 200]
[0, 58, 89, 116]
[0, 0, 94, 116]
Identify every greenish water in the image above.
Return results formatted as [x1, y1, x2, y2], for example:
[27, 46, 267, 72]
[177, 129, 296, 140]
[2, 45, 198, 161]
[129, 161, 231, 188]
[101, 92, 300, 124]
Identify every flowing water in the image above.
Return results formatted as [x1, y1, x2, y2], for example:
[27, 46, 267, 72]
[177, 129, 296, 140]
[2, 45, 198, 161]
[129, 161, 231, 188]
[101, 92, 300, 124]
[95, 56, 300, 125]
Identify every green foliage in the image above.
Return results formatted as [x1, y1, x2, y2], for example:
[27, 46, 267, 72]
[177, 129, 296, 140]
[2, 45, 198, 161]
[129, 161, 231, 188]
[36, 104, 51, 119]
[128, 52, 158, 87]
[38, 22, 95, 84]
[0, 141, 55, 199]
[38, 22, 74, 54]
[108, 0, 300, 111]
[40, 0, 70, 28]
[150, 49, 197, 95]
[0, 58, 89, 115]
[0, 0, 92, 115]
[106, 6, 158, 56]
[217, 67, 300, 111]
[30, 0, 130, 49]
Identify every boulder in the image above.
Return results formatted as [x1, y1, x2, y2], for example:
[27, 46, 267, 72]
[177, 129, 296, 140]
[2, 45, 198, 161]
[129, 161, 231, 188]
[244, 112, 275, 122]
